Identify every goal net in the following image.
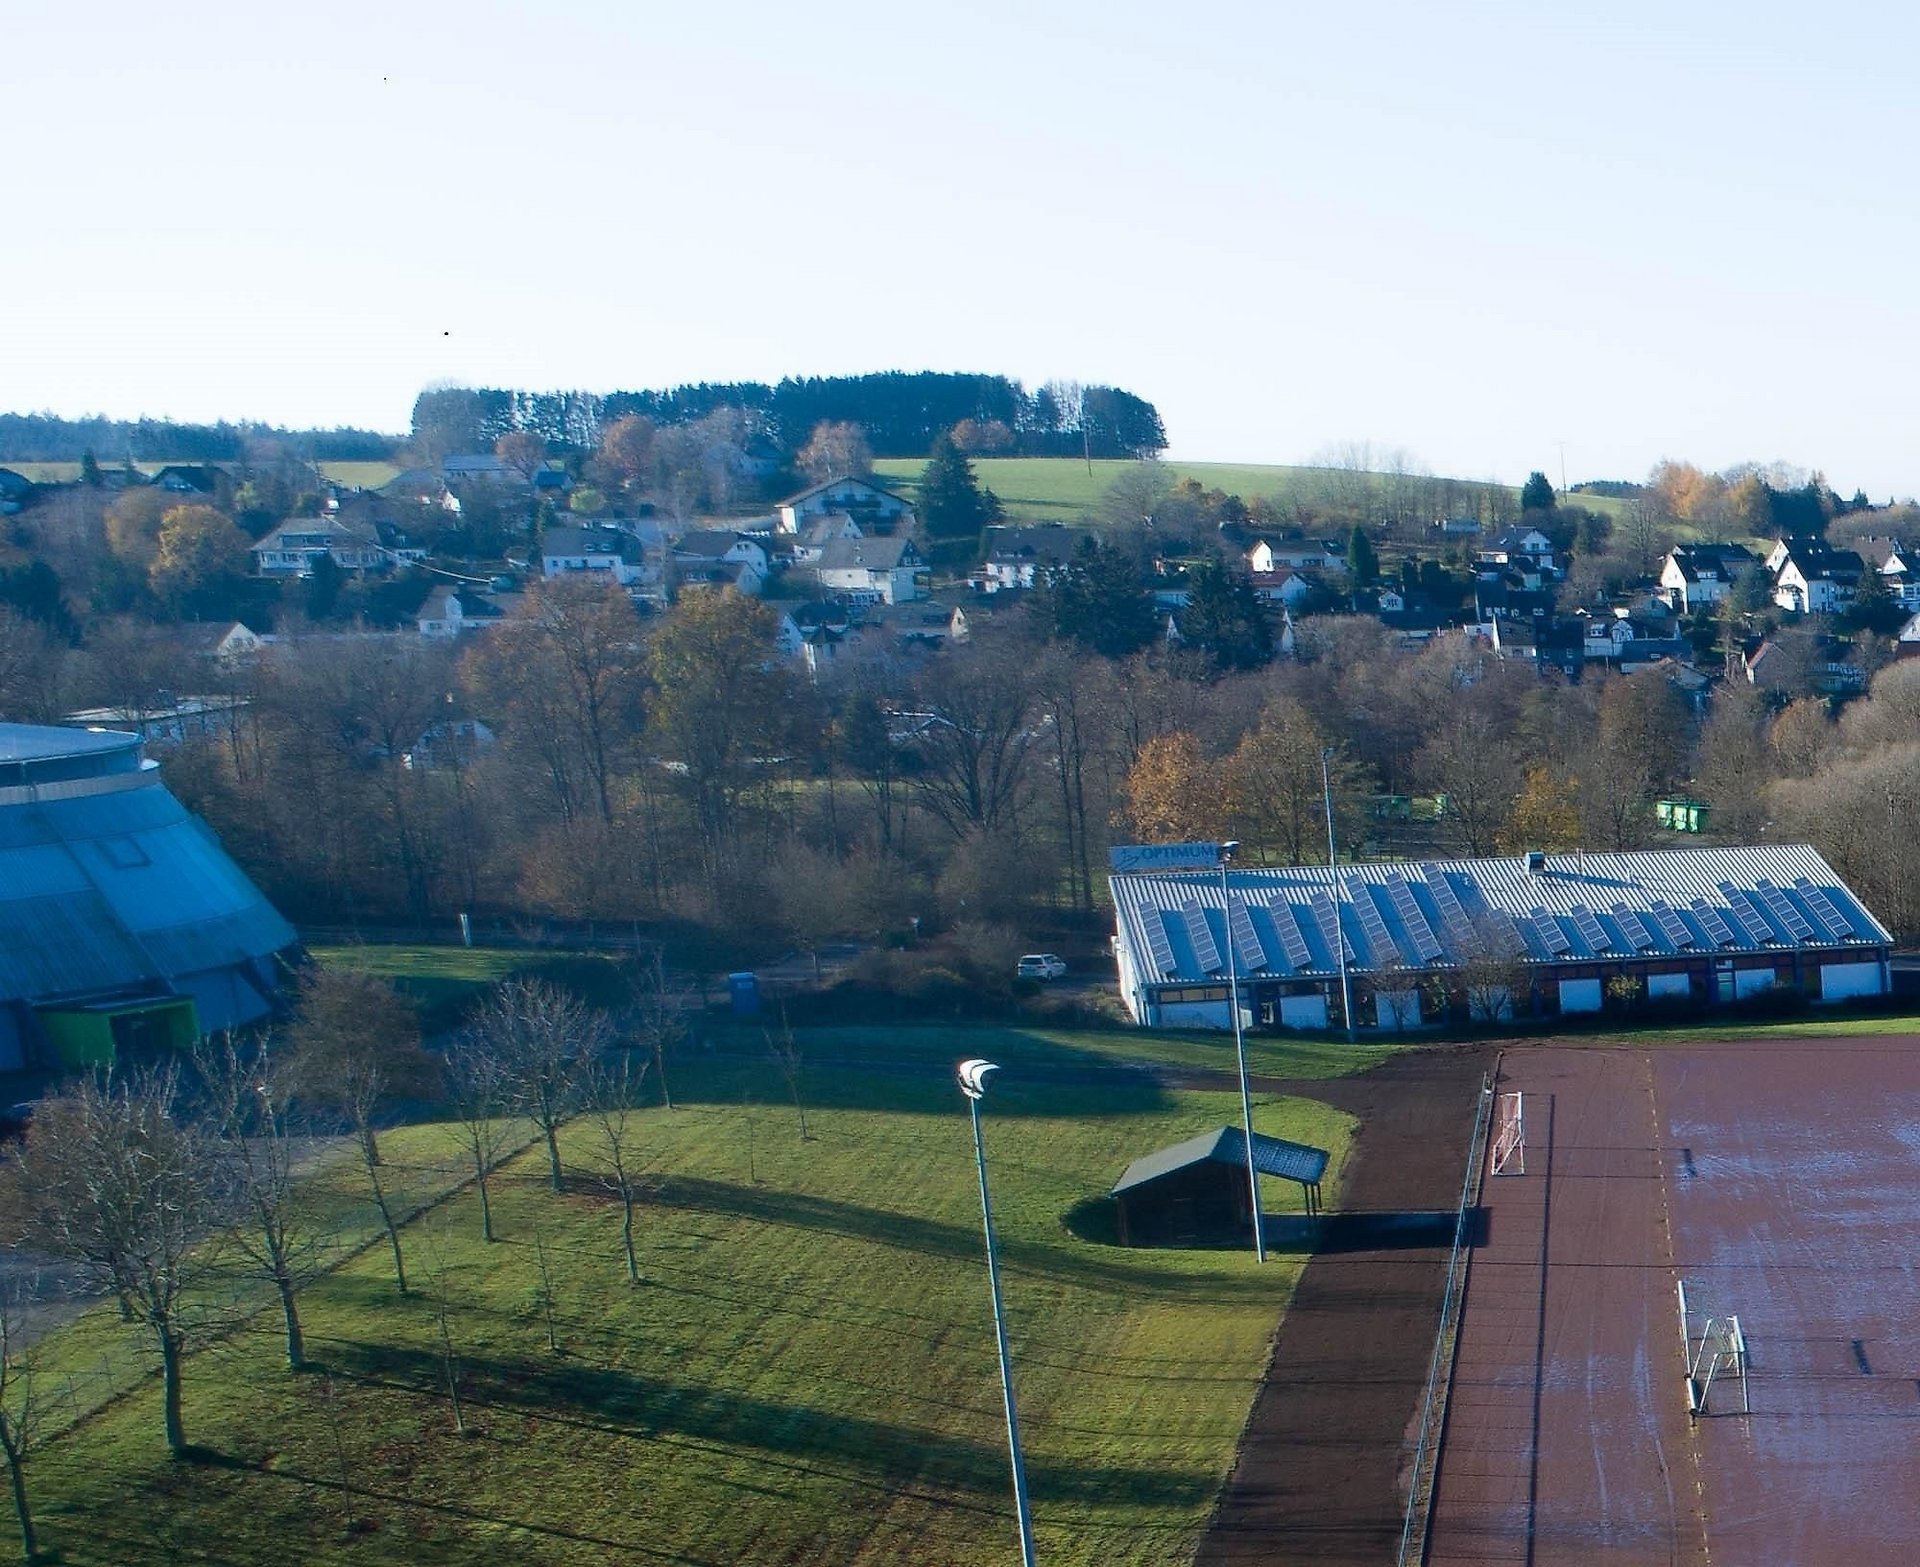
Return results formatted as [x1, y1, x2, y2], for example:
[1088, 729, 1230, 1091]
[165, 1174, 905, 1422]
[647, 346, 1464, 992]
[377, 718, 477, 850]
[1676, 1278, 1749, 1418]
[1489, 1091, 1525, 1176]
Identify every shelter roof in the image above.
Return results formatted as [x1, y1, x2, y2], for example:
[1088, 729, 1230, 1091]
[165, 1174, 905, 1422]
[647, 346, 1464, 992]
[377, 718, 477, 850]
[1112, 1126, 1329, 1196]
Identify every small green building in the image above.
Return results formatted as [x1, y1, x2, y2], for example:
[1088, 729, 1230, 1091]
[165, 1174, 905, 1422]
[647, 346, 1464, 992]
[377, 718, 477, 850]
[1656, 797, 1711, 833]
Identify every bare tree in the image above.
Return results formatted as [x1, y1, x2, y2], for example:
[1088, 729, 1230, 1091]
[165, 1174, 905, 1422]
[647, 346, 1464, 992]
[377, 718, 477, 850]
[581, 1056, 652, 1285]
[195, 1035, 327, 1371]
[765, 1018, 810, 1142]
[629, 949, 685, 1113]
[443, 1032, 517, 1244]
[0, 1071, 222, 1456]
[475, 979, 613, 1191]
[0, 1279, 45, 1563]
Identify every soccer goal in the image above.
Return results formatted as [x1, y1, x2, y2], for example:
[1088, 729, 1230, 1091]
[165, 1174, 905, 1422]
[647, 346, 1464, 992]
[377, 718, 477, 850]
[1489, 1091, 1525, 1176]
[1677, 1278, 1750, 1418]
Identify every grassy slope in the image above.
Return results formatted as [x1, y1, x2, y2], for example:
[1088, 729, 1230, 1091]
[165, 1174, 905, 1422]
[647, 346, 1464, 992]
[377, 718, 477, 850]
[10, 1029, 1374, 1566]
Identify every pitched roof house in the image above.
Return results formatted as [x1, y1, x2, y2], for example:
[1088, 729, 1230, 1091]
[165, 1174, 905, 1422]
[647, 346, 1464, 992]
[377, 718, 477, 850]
[814, 536, 926, 605]
[1658, 543, 1758, 612]
[251, 519, 388, 577]
[1767, 538, 1863, 615]
[775, 476, 915, 536]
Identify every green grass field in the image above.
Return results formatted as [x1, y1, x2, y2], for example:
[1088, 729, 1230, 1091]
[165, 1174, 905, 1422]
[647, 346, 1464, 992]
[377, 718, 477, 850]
[6, 1026, 1371, 1564]
[317, 461, 402, 490]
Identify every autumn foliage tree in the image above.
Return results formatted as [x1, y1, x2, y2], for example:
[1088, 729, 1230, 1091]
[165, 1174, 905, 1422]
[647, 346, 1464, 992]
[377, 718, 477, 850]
[1123, 732, 1223, 841]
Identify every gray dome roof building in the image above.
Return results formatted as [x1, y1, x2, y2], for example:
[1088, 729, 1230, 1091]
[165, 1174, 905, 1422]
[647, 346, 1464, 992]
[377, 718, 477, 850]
[0, 723, 298, 1070]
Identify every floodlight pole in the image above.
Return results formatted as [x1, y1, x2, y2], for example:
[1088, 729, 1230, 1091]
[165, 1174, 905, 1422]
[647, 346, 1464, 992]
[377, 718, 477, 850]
[1218, 842, 1265, 1264]
[959, 1060, 1037, 1567]
[1323, 748, 1357, 1043]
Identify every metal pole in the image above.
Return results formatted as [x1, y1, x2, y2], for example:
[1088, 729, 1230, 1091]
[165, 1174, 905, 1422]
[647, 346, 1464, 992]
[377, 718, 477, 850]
[1221, 849, 1264, 1263]
[1323, 748, 1357, 1043]
[968, 1080, 1037, 1567]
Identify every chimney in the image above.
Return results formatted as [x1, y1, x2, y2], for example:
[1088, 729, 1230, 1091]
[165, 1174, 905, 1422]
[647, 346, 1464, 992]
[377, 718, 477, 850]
[1526, 851, 1547, 874]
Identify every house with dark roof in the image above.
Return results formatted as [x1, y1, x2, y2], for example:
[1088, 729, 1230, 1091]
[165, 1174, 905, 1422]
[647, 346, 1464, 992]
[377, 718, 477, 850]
[1767, 537, 1864, 614]
[0, 468, 35, 514]
[149, 464, 224, 495]
[417, 586, 512, 638]
[1658, 543, 1758, 613]
[814, 536, 926, 605]
[542, 524, 652, 588]
[775, 476, 915, 536]
[251, 519, 388, 577]
[973, 525, 1089, 592]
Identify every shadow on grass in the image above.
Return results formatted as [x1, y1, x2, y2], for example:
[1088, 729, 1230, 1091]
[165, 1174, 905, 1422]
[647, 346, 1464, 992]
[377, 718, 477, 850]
[1062, 1197, 1469, 1255]
[643, 1174, 1284, 1302]
[314, 1342, 1218, 1515]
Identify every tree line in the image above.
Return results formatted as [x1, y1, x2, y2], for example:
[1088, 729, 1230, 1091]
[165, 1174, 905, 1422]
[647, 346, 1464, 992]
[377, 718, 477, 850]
[0, 413, 394, 465]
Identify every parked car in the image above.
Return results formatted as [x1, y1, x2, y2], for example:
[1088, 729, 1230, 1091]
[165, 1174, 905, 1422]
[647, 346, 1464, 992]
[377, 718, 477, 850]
[1016, 954, 1068, 981]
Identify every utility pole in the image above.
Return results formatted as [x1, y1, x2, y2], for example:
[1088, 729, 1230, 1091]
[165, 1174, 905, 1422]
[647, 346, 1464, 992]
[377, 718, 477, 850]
[1219, 842, 1265, 1263]
[1322, 748, 1357, 1043]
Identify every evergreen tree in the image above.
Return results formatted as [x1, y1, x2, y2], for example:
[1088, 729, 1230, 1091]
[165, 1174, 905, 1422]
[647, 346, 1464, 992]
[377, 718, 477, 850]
[80, 450, 101, 487]
[1182, 561, 1272, 671]
[1346, 525, 1379, 590]
[1521, 470, 1556, 511]
[1037, 539, 1156, 657]
[919, 434, 1001, 540]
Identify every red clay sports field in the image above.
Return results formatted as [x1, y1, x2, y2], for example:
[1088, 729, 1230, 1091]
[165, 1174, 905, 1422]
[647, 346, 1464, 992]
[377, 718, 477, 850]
[1427, 1038, 1920, 1566]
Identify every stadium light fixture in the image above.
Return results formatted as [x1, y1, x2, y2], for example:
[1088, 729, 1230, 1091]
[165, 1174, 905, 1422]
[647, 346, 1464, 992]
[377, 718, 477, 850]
[956, 1059, 1037, 1567]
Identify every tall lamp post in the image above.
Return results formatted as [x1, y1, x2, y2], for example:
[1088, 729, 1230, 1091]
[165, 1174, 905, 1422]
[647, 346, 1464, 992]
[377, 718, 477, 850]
[1217, 842, 1265, 1263]
[958, 1059, 1037, 1567]
[1321, 748, 1357, 1044]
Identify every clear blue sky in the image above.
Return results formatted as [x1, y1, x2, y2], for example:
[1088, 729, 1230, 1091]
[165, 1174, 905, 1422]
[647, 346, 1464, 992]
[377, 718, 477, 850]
[9, 0, 1919, 495]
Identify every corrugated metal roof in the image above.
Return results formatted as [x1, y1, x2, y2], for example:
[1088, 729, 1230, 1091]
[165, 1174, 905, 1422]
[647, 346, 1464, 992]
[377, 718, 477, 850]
[1110, 844, 1889, 984]
[1112, 1126, 1330, 1195]
[0, 777, 295, 1017]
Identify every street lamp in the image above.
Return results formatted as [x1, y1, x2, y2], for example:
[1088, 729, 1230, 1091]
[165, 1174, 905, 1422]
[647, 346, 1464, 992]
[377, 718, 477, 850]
[958, 1059, 1037, 1567]
[1217, 842, 1265, 1264]
[1321, 748, 1357, 1044]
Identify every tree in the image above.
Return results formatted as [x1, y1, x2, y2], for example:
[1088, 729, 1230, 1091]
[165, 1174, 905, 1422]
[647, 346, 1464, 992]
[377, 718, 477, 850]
[1345, 526, 1380, 591]
[918, 433, 1000, 540]
[474, 978, 612, 1192]
[628, 948, 686, 1112]
[442, 1030, 517, 1244]
[494, 430, 549, 484]
[1460, 932, 1527, 1024]
[1123, 732, 1223, 841]
[148, 504, 251, 607]
[0, 1070, 221, 1456]
[908, 641, 1038, 839]
[1222, 700, 1365, 866]
[581, 1055, 651, 1285]
[767, 1019, 810, 1142]
[0, 1280, 45, 1562]
[594, 414, 657, 494]
[103, 487, 174, 568]
[1034, 539, 1157, 658]
[196, 1035, 325, 1372]
[796, 421, 873, 482]
[1520, 471, 1556, 512]
[1848, 562, 1906, 637]
[1180, 561, 1272, 670]
[285, 968, 434, 1294]
[1500, 767, 1582, 853]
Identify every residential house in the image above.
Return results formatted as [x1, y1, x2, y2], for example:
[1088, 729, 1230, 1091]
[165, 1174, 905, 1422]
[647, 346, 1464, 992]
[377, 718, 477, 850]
[777, 602, 865, 681]
[814, 536, 926, 605]
[1474, 577, 1555, 623]
[1478, 526, 1557, 577]
[251, 518, 389, 577]
[1374, 589, 1463, 644]
[1434, 516, 1482, 537]
[866, 599, 970, 649]
[442, 454, 526, 486]
[541, 525, 652, 588]
[1853, 536, 1920, 609]
[1767, 537, 1863, 614]
[403, 718, 496, 771]
[150, 464, 223, 495]
[162, 620, 264, 663]
[1245, 537, 1346, 575]
[417, 586, 513, 638]
[1250, 568, 1313, 607]
[1898, 612, 1920, 658]
[790, 513, 865, 565]
[776, 476, 915, 536]
[1658, 543, 1758, 612]
[974, 525, 1088, 592]
[672, 531, 769, 596]
[1490, 615, 1584, 676]
[0, 469, 34, 515]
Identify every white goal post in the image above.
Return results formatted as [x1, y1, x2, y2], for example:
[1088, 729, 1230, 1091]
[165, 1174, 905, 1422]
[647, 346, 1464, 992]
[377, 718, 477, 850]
[1489, 1091, 1525, 1176]
[1677, 1278, 1750, 1418]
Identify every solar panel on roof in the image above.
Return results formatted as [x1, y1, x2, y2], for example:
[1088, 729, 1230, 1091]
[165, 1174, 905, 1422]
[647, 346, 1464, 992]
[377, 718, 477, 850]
[1793, 876, 1857, 938]
[1719, 884, 1777, 945]
[1754, 879, 1817, 940]
[1225, 895, 1270, 973]
[1610, 902, 1657, 950]
[1345, 881, 1402, 964]
[1421, 870, 1482, 953]
[1384, 876, 1446, 962]
[1146, 910, 1179, 975]
[1688, 897, 1740, 947]
[1569, 904, 1613, 952]
[1268, 898, 1315, 969]
[1649, 901, 1695, 948]
[1308, 889, 1357, 964]
[1530, 908, 1572, 955]
[1180, 899, 1224, 972]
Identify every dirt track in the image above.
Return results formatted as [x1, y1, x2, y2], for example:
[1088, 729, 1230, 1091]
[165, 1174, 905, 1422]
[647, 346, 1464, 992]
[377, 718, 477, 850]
[1196, 1045, 1493, 1566]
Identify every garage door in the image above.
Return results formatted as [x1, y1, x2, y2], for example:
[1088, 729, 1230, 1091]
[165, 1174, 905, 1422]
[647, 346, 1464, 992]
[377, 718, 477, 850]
[1279, 994, 1330, 1030]
[1559, 978, 1603, 1014]
[1820, 961, 1884, 1001]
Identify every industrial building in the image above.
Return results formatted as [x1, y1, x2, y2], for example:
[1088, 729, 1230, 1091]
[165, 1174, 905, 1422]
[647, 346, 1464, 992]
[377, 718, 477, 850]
[0, 723, 298, 1070]
[1109, 842, 1891, 1032]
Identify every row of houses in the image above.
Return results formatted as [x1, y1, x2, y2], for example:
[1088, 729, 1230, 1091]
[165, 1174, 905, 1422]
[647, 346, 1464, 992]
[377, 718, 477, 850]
[1658, 536, 1920, 618]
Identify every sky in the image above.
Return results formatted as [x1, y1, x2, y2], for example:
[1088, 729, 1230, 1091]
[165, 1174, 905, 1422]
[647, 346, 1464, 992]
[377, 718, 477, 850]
[8, 0, 1920, 496]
